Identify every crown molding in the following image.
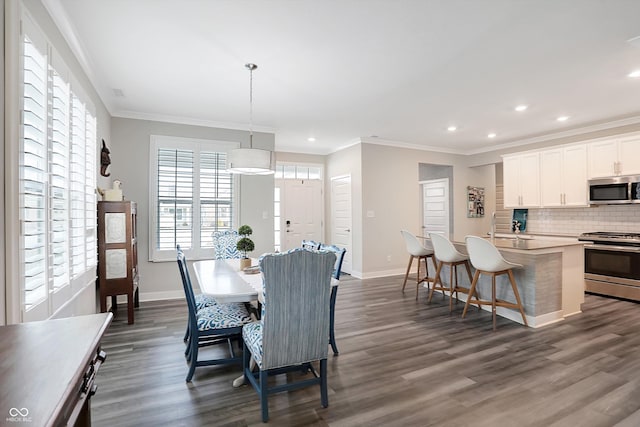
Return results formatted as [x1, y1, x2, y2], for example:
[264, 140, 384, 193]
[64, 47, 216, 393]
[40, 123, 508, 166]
[42, 0, 114, 113]
[466, 114, 640, 155]
[113, 110, 276, 134]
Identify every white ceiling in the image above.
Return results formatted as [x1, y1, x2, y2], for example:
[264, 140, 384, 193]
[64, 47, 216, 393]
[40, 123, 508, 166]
[45, 0, 640, 155]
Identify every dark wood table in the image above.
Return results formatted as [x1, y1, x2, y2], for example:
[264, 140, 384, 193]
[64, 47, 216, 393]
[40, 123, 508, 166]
[0, 313, 113, 426]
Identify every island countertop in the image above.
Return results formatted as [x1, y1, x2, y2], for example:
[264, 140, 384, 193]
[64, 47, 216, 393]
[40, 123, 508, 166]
[484, 237, 584, 251]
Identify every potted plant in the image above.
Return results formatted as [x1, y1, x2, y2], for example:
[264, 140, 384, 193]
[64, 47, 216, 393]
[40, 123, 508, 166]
[236, 224, 255, 270]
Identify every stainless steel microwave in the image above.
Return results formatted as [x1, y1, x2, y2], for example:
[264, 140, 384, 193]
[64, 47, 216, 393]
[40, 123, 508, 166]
[588, 175, 640, 204]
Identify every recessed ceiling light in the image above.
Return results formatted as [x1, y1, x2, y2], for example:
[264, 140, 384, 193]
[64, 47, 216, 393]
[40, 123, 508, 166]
[557, 116, 569, 122]
[307, 137, 316, 142]
[515, 105, 528, 112]
[447, 126, 457, 132]
[629, 70, 640, 78]
[488, 133, 496, 138]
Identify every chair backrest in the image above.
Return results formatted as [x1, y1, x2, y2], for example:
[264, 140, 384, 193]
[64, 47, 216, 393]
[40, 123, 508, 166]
[176, 245, 198, 328]
[259, 248, 335, 370]
[400, 230, 430, 256]
[429, 233, 463, 263]
[465, 235, 509, 272]
[319, 243, 347, 279]
[301, 239, 321, 250]
[212, 230, 242, 260]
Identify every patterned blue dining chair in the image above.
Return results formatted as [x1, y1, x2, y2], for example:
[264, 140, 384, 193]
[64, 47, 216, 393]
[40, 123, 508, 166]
[177, 246, 252, 382]
[319, 244, 347, 355]
[242, 248, 336, 422]
[213, 230, 242, 260]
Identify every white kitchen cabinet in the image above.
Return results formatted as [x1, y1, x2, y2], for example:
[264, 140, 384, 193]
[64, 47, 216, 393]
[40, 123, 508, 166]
[540, 145, 588, 207]
[503, 152, 540, 208]
[588, 137, 640, 178]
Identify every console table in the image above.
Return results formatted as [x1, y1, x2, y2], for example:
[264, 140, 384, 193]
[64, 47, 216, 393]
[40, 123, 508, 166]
[0, 313, 112, 426]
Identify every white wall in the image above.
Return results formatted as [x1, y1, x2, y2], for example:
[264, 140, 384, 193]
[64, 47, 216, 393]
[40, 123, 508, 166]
[110, 117, 275, 300]
[1, 2, 6, 324]
[359, 143, 495, 278]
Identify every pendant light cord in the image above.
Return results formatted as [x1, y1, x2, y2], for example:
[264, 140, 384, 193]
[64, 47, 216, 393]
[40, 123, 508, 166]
[246, 63, 257, 149]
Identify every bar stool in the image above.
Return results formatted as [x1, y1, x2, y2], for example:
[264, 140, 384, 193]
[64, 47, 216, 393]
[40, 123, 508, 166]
[400, 230, 435, 300]
[462, 236, 528, 331]
[427, 233, 480, 312]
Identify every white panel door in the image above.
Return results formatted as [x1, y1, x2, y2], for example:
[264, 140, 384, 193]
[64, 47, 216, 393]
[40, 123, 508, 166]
[331, 175, 352, 275]
[421, 178, 449, 238]
[281, 179, 323, 251]
[562, 144, 588, 206]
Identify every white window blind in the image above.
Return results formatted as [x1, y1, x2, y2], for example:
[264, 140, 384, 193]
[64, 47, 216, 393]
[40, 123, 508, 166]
[21, 35, 48, 309]
[19, 15, 98, 321]
[149, 136, 238, 261]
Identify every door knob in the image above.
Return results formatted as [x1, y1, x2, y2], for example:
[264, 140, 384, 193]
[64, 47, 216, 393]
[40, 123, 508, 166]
[345, 229, 351, 232]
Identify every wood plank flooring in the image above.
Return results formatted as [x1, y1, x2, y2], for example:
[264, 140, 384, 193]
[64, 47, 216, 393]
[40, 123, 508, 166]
[92, 274, 640, 426]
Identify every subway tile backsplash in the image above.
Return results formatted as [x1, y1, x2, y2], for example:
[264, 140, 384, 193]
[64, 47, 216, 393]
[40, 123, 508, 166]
[526, 205, 640, 235]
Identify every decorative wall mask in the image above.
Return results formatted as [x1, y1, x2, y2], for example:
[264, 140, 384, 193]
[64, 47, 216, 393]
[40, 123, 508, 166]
[101, 139, 111, 177]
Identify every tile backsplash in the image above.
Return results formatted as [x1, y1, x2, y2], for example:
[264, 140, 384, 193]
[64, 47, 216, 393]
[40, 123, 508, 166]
[525, 204, 640, 235]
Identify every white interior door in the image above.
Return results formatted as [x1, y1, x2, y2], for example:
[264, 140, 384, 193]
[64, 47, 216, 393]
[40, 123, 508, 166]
[331, 175, 352, 275]
[421, 178, 450, 238]
[280, 179, 323, 251]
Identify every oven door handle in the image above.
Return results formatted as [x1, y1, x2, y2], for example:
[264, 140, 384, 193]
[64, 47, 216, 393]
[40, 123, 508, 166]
[585, 244, 640, 253]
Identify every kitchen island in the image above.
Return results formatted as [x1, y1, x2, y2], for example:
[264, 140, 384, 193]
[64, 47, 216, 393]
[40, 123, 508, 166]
[445, 237, 585, 328]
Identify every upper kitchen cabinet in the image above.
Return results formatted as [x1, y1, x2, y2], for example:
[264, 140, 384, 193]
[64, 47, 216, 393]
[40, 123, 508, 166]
[588, 136, 640, 178]
[503, 152, 540, 208]
[540, 145, 588, 207]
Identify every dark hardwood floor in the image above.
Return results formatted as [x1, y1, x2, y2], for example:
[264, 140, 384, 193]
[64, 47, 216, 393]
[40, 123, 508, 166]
[92, 274, 640, 426]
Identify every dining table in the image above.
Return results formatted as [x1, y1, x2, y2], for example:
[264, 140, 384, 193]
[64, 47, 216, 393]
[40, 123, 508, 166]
[192, 257, 340, 387]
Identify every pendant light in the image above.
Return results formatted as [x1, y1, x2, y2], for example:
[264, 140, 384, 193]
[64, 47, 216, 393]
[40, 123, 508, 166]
[227, 63, 275, 175]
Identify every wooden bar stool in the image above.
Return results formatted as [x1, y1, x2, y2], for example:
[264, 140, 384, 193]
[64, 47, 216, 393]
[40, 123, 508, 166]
[400, 230, 435, 300]
[427, 233, 480, 312]
[462, 236, 528, 331]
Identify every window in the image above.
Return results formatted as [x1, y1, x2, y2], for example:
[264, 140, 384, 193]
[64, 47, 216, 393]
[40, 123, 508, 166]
[18, 14, 97, 322]
[149, 136, 239, 261]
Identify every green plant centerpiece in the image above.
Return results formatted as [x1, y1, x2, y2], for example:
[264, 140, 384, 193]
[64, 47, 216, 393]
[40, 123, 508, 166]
[237, 224, 255, 270]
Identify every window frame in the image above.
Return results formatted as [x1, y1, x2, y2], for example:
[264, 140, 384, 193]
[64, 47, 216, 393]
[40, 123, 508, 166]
[16, 11, 98, 322]
[148, 135, 240, 262]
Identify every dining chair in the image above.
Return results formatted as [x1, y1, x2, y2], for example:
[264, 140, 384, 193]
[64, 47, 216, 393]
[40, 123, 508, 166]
[302, 239, 321, 250]
[242, 248, 336, 422]
[400, 230, 435, 299]
[462, 236, 528, 331]
[212, 230, 242, 260]
[427, 233, 480, 312]
[176, 246, 252, 382]
[319, 243, 347, 354]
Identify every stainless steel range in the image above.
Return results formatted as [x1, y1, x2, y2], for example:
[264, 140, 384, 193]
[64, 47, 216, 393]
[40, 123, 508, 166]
[578, 232, 640, 301]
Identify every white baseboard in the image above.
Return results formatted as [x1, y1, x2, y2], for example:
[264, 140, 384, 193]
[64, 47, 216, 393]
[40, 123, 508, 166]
[112, 290, 183, 305]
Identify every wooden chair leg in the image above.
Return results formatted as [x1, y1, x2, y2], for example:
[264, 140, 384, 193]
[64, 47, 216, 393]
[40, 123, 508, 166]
[491, 274, 497, 331]
[449, 263, 455, 312]
[462, 270, 480, 319]
[464, 261, 482, 310]
[418, 256, 432, 300]
[320, 358, 329, 408]
[415, 256, 422, 300]
[260, 370, 269, 422]
[402, 256, 414, 292]
[508, 269, 528, 327]
[427, 260, 444, 303]
[329, 287, 339, 355]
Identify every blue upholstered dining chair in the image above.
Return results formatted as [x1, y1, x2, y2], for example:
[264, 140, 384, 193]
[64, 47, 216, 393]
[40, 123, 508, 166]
[301, 239, 321, 250]
[242, 248, 336, 422]
[319, 243, 347, 355]
[176, 246, 252, 382]
[213, 230, 242, 260]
